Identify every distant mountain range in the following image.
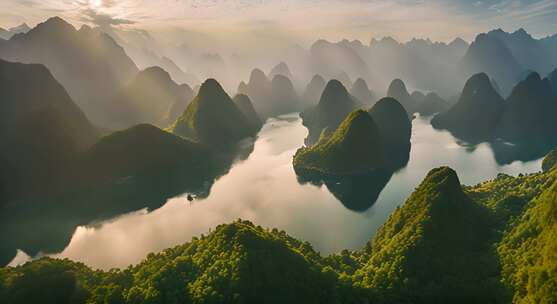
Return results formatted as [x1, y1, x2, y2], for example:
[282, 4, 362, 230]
[0, 23, 30, 40]
[462, 28, 557, 96]
[0, 17, 139, 128]
[432, 71, 557, 159]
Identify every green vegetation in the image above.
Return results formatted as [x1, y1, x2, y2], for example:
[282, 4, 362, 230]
[293, 110, 383, 175]
[3, 155, 557, 303]
[543, 149, 557, 172]
[170, 79, 257, 146]
[300, 79, 359, 145]
[355, 167, 506, 303]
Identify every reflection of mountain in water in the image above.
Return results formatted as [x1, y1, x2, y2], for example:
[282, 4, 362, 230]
[0, 142, 254, 266]
[489, 140, 556, 166]
[295, 152, 408, 212]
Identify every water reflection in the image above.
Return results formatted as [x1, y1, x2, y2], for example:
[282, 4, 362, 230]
[297, 170, 394, 212]
[0, 138, 253, 266]
[6, 115, 544, 269]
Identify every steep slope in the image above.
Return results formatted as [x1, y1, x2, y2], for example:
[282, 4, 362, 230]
[112, 66, 193, 128]
[233, 94, 263, 129]
[498, 178, 557, 304]
[0, 17, 138, 128]
[542, 149, 557, 172]
[269, 61, 293, 79]
[241, 68, 300, 118]
[432, 73, 505, 142]
[170, 79, 256, 146]
[302, 74, 326, 106]
[548, 68, 557, 93]
[461, 33, 522, 96]
[355, 167, 502, 303]
[350, 78, 376, 106]
[0, 59, 98, 203]
[294, 110, 383, 175]
[387, 78, 414, 114]
[269, 74, 300, 116]
[495, 72, 557, 144]
[369, 97, 412, 167]
[488, 28, 556, 76]
[300, 79, 359, 145]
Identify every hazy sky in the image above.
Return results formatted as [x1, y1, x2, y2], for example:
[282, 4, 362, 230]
[1, 0, 556, 43]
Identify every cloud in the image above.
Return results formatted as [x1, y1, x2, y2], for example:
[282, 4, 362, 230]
[81, 8, 135, 27]
[0, 0, 556, 42]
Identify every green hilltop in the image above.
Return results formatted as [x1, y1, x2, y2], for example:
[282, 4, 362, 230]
[293, 110, 383, 175]
[300, 79, 359, 145]
[542, 149, 557, 172]
[170, 79, 258, 146]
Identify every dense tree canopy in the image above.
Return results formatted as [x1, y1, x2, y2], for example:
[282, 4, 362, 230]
[3, 162, 557, 304]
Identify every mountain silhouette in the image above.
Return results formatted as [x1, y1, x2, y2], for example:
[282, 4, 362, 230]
[350, 78, 376, 107]
[369, 97, 412, 168]
[0, 17, 138, 128]
[387, 79, 414, 114]
[300, 79, 359, 145]
[112, 66, 193, 128]
[233, 94, 263, 129]
[461, 33, 522, 96]
[495, 72, 557, 144]
[269, 61, 293, 79]
[302, 74, 326, 107]
[432, 73, 505, 142]
[0, 59, 98, 204]
[171, 79, 257, 146]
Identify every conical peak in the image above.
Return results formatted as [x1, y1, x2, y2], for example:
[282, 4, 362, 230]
[462, 73, 498, 96]
[233, 93, 251, 105]
[388, 79, 408, 95]
[320, 79, 350, 104]
[198, 78, 229, 102]
[371, 97, 406, 114]
[272, 74, 294, 87]
[249, 68, 268, 83]
[422, 166, 461, 190]
[352, 78, 369, 91]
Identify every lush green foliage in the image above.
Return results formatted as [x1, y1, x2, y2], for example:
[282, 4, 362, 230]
[498, 176, 557, 304]
[4, 163, 557, 304]
[294, 110, 383, 175]
[300, 79, 359, 145]
[170, 79, 257, 146]
[542, 149, 557, 172]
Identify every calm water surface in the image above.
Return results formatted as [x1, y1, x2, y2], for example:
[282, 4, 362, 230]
[12, 114, 543, 269]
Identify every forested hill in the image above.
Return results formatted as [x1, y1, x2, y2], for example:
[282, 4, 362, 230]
[2, 158, 556, 303]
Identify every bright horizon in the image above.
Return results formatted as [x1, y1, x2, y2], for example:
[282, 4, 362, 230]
[1, 0, 557, 46]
